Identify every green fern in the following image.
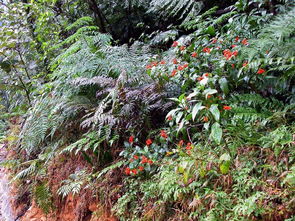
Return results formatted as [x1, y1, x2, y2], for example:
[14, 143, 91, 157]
[180, 6, 218, 30]
[65, 16, 95, 31]
[18, 97, 64, 155]
[13, 159, 39, 180]
[149, 0, 204, 25]
[57, 170, 88, 198]
[34, 183, 54, 214]
[229, 93, 285, 125]
[241, 6, 295, 82]
[94, 160, 125, 180]
[61, 131, 106, 155]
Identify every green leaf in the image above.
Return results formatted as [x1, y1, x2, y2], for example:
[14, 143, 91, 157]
[183, 171, 189, 184]
[179, 93, 186, 102]
[199, 167, 206, 178]
[176, 112, 184, 124]
[204, 122, 210, 130]
[209, 104, 220, 121]
[178, 120, 185, 132]
[205, 26, 215, 36]
[219, 77, 229, 94]
[192, 102, 205, 121]
[166, 108, 180, 118]
[220, 153, 231, 161]
[169, 98, 180, 102]
[203, 88, 218, 99]
[220, 161, 230, 174]
[185, 113, 192, 121]
[210, 122, 222, 144]
[187, 89, 199, 99]
[178, 166, 185, 173]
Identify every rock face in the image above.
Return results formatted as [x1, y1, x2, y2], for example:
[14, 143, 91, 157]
[0, 147, 15, 221]
[0, 170, 15, 221]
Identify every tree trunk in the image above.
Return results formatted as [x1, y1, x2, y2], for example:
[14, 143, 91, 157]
[87, 0, 108, 33]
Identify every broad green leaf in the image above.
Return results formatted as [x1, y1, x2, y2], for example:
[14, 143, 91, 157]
[179, 93, 186, 102]
[220, 163, 230, 174]
[219, 77, 229, 94]
[220, 161, 230, 174]
[178, 166, 185, 173]
[166, 108, 180, 118]
[203, 88, 218, 99]
[209, 104, 220, 121]
[187, 89, 199, 99]
[210, 122, 222, 144]
[205, 26, 215, 36]
[204, 122, 210, 130]
[185, 113, 192, 121]
[219, 153, 231, 174]
[176, 111, 183, 124]
[192, 102, 205, 121]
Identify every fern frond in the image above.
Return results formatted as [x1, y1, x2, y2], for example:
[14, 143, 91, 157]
[57, 170, 88, 198]
[149, 0, 204, 25]
[95, 160, 125, 180]
[65, 16, 95, 31]
[13, 160, 39, 180]
[34, 183, 54, 214]
[245, 7, 295, 61]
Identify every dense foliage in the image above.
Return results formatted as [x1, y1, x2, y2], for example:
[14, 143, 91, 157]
[0, 0, 294, 220]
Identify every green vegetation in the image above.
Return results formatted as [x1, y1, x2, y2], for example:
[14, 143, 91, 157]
[0, 0, 294, 220]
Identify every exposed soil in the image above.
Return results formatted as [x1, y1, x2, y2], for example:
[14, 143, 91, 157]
[0, 145, 117, 221]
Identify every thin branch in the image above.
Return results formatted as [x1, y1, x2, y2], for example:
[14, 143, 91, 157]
[0, 1, 11, 10]
[16, 48, 31, 80]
